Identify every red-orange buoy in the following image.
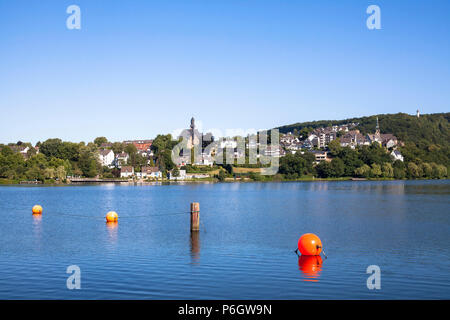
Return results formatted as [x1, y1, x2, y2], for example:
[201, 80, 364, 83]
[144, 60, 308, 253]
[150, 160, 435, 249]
[105, 211, 118, 223]
[297, 233, 322, 256]
[32, 205, 43, 215]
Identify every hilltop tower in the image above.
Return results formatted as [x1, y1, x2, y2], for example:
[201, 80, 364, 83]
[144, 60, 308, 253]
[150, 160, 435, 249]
[375, 117, 381, 137]
[416, 109, 420, 118]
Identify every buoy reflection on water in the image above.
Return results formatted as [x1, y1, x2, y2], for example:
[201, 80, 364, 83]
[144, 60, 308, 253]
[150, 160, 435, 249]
[298, 255, 323, 282]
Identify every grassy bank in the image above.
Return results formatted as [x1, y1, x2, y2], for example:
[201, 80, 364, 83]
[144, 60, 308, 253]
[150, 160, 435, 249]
[0, 178, 18, 184]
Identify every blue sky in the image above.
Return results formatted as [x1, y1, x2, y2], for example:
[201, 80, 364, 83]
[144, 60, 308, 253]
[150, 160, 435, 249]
[0, 0, 449, 144]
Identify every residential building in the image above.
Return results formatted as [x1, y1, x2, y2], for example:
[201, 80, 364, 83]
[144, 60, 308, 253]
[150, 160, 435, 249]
[308, 128, 337, 148]
[98, 149, 115, 167]
[367, 118, 398, 148]
[263, 145, 285, 157]
[141, 166, 162, 179]
[391, 150, 404, 162]
[310, 150, 329, 163]
[340, 130, 370, 148]
[116, 152, 129, 167]
[10, 145, 30, 158]
[381, 134, 398, 149]
[169, 169, 187, 180]
[120, 166, 134, 178]
[201, 155, 214, 166]
[186, 173, 210, 179]
[123, 140, 153, 152]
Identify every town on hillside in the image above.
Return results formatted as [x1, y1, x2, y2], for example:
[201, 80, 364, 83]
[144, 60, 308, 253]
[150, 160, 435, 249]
[1, 111, 448, 183]
[280, 117, 404, 164]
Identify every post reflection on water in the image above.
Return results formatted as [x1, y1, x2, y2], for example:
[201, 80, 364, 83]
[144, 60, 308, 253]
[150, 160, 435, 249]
[298, 255, 324, 282]
[190, 231, 200, 264]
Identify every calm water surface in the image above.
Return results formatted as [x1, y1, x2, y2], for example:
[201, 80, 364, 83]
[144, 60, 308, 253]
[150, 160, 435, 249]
[0, 180, 449, 299]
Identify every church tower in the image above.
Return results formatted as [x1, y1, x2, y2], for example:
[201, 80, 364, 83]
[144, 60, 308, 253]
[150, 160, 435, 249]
[190, 117, 195, 142]
[185, 117, 200, 149]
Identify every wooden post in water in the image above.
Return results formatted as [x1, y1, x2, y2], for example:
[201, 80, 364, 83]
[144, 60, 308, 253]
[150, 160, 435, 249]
[190, 202, 200, 231]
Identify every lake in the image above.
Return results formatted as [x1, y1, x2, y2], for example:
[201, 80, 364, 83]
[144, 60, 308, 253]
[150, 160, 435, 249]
[0, 180, 449, 299]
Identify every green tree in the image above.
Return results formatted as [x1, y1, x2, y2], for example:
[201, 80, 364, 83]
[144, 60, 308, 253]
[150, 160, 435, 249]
[172, 167, 180, 177]
[420, 163, 433, 178]
[432, 163, 447, 179]
[382, 162, 394, 178]
[217, 170, 226, 182]
[370, 163, 382, 178]
[354, 164, 371, 178]
[327, 139, 342, 157]
[279, 153, 307, 179]
[111, 142, 125, 154]
[407, 162, 421, 179]
[78, 147, 98, 177]
[151, 134, 178, 172]
[94, 137, 108, 147]
[315, 161, 333, 178]
[40, 139, 63, 158]
[330, 158, 345, 177]
[336, 147, 364, 176]
[125, 144, 138, 167]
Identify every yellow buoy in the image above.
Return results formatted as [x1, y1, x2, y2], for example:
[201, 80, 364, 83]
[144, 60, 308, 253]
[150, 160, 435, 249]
[105, 211, 118, 222]
[32, 205, 43, 215]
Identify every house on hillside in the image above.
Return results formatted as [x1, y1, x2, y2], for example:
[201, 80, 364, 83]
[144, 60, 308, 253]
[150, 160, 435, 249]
[310, 150, 329, 163]
[123, 140, 153, 152]
[263, 146, 285, 157]
[120, 166, 134, 178]
[98, 149, 115, 167]
[141, 166, 162, 179]
[381, 134, 398, 149]
[10, 145, 32, 158]
[391, 150, 404, 162]
[339, 130, 370, 148]
[116, 152, 129, 167]
[307, 128, 337, 148]
[169, 169, 187, 180]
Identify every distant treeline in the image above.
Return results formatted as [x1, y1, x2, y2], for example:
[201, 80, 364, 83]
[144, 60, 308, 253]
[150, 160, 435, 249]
[0, 134, 178, 183]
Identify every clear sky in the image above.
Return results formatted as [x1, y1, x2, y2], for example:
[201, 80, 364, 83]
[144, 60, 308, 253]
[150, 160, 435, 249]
[0, 0, 449, 144]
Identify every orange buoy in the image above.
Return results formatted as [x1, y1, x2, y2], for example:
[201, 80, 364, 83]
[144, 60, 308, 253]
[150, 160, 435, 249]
[297, 233, 322, 256]
[105, 211, 118, 223]
[32, 205, 43, 215]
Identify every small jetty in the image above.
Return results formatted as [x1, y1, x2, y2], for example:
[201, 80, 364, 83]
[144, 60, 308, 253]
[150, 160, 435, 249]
[19, 180, 42, 184]
[69, 178, 128, 183]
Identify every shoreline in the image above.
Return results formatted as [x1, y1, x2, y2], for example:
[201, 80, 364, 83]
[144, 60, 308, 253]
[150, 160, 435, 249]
[1, 177, 448, 186]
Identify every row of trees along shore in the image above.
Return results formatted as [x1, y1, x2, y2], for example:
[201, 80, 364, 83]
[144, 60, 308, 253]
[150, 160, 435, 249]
[0, 112, 449, 183]
[0, 134, 180, 183]
[277, 141, 447, 180]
